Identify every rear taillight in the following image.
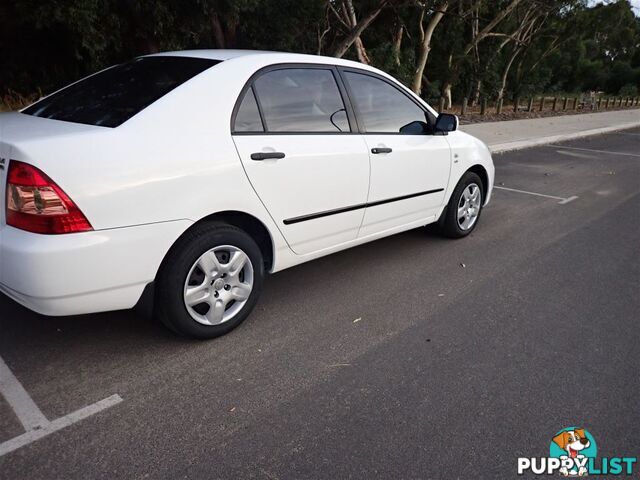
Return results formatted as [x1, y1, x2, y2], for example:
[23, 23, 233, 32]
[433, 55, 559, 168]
[5, 160, 93, 234]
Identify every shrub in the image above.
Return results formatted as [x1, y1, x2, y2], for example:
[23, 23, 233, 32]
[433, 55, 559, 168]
[618, 83, 639, 97]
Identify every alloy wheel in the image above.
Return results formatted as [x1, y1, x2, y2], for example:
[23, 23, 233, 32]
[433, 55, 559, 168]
[457, 183, 482, 231]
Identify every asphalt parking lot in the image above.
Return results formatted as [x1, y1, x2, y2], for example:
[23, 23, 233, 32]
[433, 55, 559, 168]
[1, 129, 639, 479]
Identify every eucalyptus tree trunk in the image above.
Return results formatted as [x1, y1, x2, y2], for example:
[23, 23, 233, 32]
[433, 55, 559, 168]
[344, 0, 371, 64]
[443, 82, 452, 109]
[392, 23, 404, 66]
[411, 2, 449, 95]
[496, 48, 521, 103]
[332, 0, 388, 59]
[440, 0, 522, 105]
[211, 13, 238, 49]
[441, 53, 454, 109]
[472, 80, 482, 107]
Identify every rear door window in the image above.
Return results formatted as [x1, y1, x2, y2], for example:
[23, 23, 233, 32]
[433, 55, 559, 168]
[23, 56, 220, 128]
[251, 68, 350, 133]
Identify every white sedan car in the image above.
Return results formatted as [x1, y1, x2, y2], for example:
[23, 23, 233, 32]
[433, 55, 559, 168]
[0, 50, 494, 338]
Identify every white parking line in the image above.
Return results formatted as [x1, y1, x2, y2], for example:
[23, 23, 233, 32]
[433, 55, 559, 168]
[547, 144, 640, 158]
[0, 355, 122, 457]
[0, 357, 49, 431]
[494, 186, 578, 204]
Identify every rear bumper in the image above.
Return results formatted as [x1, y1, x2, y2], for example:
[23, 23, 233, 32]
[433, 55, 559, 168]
[0, 220, 191, 316]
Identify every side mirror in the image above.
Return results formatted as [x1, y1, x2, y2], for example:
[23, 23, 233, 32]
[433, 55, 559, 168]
[434, 113, 458, 134]
[399, 120, 430, 135]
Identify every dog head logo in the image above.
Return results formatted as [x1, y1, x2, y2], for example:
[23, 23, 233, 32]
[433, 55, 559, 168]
[550, 427, 597, 476]
[553, 429, 590, 458]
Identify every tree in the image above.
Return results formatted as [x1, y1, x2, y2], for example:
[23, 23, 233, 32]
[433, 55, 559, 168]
[328, 0, 391, 59]
[439, 0, 524, 108]
[411, 1, 450, 95]
[2, 0, 639, 108]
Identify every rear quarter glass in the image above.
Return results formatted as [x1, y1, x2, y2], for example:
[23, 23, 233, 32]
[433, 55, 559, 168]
[23, 57, 220, 128]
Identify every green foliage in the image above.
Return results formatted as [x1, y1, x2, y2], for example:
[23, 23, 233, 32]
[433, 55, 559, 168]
[240, 0, 325, 53]
[1, 0, 638, 102]
[619, 83, 639, 96]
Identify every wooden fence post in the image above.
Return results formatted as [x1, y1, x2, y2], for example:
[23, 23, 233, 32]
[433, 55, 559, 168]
[552, 97, 558, 111]
[573, 97, 578, 110]
[618, 97, 623, 107]
[562, 97, 568, 110]
[513, 96, 519, 113]
[480, 97, 487, 115]
[597, 97, 602, 109]
[528, 97, 534, 112]
[539, 96, 545, 111]
[461, 97, 468, 115]
[605, 97, 610, 109]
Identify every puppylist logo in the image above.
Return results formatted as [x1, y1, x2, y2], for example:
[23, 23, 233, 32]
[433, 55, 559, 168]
[517, 427, 637, 476]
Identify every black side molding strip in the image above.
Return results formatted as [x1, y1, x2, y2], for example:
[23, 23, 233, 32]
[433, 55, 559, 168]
[366, 188, 445, 208]
[283, 188, 444, 225]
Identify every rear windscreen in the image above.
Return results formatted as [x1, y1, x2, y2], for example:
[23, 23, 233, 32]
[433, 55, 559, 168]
[23, 56, 220, 128]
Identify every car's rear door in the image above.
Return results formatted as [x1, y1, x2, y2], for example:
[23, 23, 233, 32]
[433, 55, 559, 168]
[339, 68, 451, 237]
[232, 65, 370, 255]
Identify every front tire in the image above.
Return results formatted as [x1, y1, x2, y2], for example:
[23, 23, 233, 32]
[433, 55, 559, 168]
[155, 222, 264, 339]
[438, 171, 484, 238]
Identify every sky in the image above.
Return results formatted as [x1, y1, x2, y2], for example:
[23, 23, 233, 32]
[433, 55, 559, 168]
[626, 0, 639, 14]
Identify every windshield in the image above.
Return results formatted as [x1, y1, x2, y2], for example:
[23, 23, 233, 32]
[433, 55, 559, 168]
[23, 56, 220, 128]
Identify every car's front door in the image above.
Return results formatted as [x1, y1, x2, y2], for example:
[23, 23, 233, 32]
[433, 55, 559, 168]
[232, 66, 370, 255]
[340, 69, 451, 237]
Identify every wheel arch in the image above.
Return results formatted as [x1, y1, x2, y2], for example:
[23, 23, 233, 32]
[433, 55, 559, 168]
[437, 163, 490, 227]
[467, 164, 489, 198]
[134, 210, 275, 318]
[443, 164, 489, 207]
[190, 210, 275, 271]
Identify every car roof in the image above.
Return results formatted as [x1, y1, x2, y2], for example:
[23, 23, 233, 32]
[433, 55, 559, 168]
[144, 49, 369, 69]
[141, 49, 438, 119]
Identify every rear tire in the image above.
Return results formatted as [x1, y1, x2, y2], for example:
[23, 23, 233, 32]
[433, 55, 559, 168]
[438, 171, 484, 238]
[155, 222, 264, 339]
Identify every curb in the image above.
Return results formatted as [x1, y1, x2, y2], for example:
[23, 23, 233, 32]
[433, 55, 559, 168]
[486, 121, 640, 154]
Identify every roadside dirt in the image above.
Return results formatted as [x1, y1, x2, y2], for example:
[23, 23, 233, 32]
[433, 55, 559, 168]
[456, 104, 640, 125]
